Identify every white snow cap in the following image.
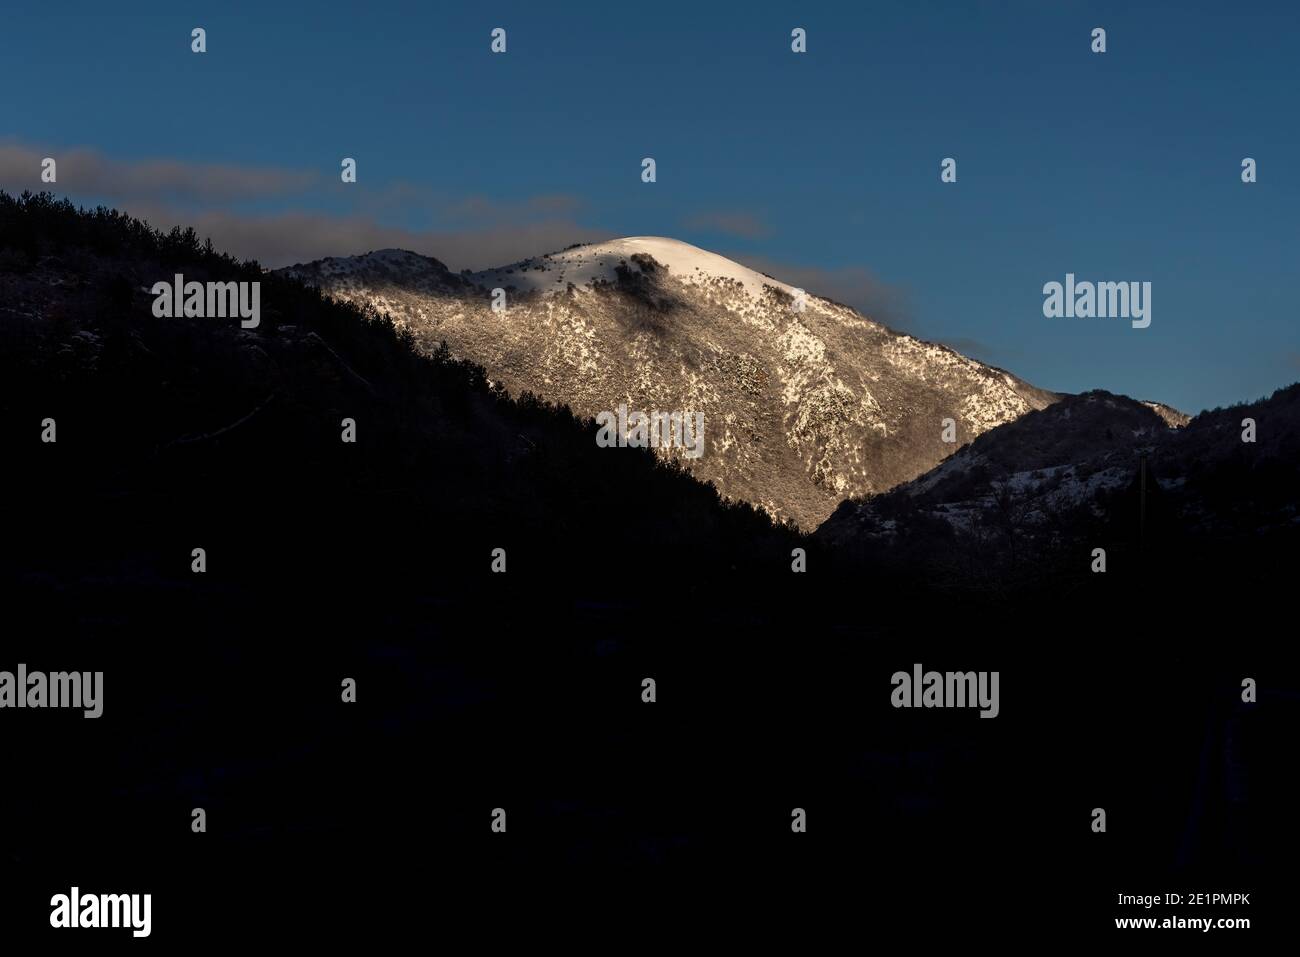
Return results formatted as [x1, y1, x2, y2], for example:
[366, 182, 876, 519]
[469, 236, 799, 299]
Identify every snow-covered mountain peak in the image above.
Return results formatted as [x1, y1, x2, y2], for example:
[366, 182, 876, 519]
[468, 236, 799, 300]
[279, 236, 1063, 528]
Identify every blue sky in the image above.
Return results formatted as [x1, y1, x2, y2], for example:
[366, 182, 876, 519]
[3, 0, 1297, 413]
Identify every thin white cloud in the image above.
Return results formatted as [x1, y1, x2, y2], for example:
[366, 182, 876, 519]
[0, 142, 320, 204]
[123, 203, 613, 270]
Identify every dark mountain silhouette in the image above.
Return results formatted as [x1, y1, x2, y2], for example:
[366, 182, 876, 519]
[1, 193, 1292, 943]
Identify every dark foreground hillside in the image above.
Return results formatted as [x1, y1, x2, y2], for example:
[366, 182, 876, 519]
[0, 193, 799, 591]
[1, 194, 1294, 943]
